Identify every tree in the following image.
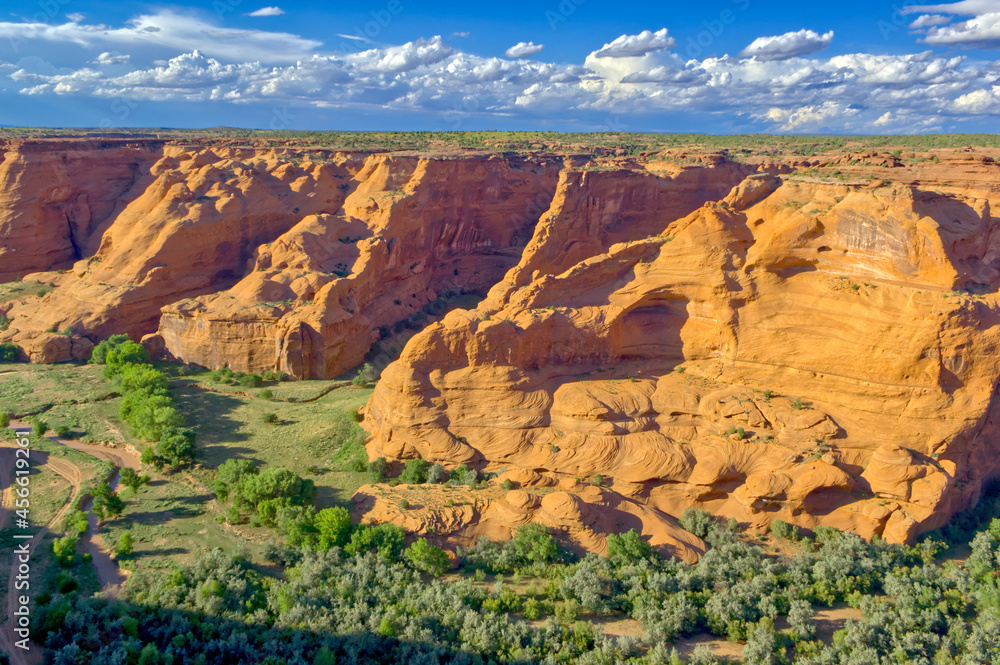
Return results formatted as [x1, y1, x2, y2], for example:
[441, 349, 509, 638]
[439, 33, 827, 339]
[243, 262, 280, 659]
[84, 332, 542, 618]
[313, 646, 337, 665]
[115, 532, 134, 558]
[138, 643, 168, 665]
[606, 529, 656, 564]
[89, 334, 131, 364]
[399, 458, 430, 484]
[368, 456, 390, 481]
[120, 467, 150, 494]
[0, 411, 9, 428]
[451, 463, 478, 487]
[157, 428, 196, 467]
[344, 523, 405, 559]
[680, 507, 714, 538]
[65, 510, 89, 536]
[742, 619, 780, 665]
[31, 418, 48, 436]
[92, 482, 125, 521]
[770, 519, 801, 541]
[315, 506, 353, 550]
[52, 535, 78, 566]
[427, 463, 449, 484]
[119, 364, 169, 394]
[405, 538, 449, 576]
[214, 459, 258, 501]
[0, 342, 19, 362]
[788, 598, 816, 641]
[513, 523, 559, 565]
[103, 341, 149, 377]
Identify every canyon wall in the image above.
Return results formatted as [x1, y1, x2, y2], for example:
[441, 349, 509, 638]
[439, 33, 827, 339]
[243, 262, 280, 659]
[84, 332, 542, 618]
[3, 137, 1000, 552]
[363, 163, 1000, 549]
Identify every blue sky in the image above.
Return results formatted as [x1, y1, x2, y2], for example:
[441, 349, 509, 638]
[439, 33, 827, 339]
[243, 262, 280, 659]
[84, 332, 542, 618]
[0, 0, 998, 132]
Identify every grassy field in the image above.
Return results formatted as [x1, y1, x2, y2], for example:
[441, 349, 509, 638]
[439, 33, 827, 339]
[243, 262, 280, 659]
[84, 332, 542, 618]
[4, 128, 1000, 154]
[98, 473, 245, 570]
[0, 360, 377, 583]
[0, 363, 127, 444]
[171, 370, 374, 508]
[0, 279, 51, 306]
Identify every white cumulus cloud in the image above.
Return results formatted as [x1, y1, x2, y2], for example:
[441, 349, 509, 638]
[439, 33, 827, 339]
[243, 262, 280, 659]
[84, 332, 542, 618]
[909, 14, 953, 27]
[504, 41, 544, 59]
[920, 12, 1000, 46]
[248, 7, 285, 17]
[903, 0, 1000, 15]
[591, 29, 675, 58]
[739, 29, 834, 61]
[3, 12, 1000, 133]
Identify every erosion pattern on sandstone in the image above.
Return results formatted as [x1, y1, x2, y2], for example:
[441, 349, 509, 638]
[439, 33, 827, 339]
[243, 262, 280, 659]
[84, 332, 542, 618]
[3, 137, 1000, 557]
[362, 154, 1000, 555]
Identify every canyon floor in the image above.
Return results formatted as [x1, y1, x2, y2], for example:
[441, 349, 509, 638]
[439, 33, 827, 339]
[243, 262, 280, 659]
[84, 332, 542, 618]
[4, 131, 1000, 661]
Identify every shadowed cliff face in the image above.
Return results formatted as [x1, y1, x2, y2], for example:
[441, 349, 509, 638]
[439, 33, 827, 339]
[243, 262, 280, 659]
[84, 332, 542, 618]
[363, 174, 1000, 553]
[4, 137, 1000, 556]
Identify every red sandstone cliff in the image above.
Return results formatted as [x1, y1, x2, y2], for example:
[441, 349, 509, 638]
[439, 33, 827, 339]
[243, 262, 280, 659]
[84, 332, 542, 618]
[3, 137, 1000, 555]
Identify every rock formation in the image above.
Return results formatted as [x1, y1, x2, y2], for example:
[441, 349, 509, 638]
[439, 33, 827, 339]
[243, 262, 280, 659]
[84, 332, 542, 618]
[4, 135, 1000, 551]
[363, 163, 1000, 547]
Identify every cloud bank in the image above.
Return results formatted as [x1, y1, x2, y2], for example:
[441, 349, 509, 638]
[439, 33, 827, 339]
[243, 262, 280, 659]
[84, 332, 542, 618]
[0, 15, 998, 132]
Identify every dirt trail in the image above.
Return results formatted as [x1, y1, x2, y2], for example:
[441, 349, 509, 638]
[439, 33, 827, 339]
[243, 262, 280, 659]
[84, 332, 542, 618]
[0, 437, 80, 665]
[0, 423, 139, 662]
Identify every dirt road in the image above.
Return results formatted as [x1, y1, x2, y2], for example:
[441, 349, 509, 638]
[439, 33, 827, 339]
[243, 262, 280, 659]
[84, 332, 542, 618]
[0, 440, 79, 665]
[0, 424, 139, 663]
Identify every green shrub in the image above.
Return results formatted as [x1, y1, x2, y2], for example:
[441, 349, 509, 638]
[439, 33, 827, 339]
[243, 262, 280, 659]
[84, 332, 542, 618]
[115, 532, 134, 558]
[238, 372, 264, 388]
[606, 529, 656, 563]
[259, 388, 274, 400]
[54, 424, 70, 437]
[450, 463, 478, 487]
[89, 334, 131, 364]
[344, 522, 405, 559]
[399, 458, 430, 484]
[512, 523, 559, 565]
[405, 538, 449, 576]
[118, 365, 169, 394]
[501, 478, 515, 491]
[314, 506, 353, 550]
[0, 412, 9, 428]
[156, 428, 196, 468]
[31, 418, 48, 436]
[770, 519, 802, 541]
[680, 507, 714, 538]
[427, 463, 449, 484]
[120, 391, 182, 441]
[368, 456, 390, 481]
[103, 341, 148, 377]
[351, 374, 367, 387]
[263, 412, 279, 425]
[52, 535, 79, 566]
[0, 342, 19, 362]
[262, 370, 286, 382]
[399, 498, 410, 510]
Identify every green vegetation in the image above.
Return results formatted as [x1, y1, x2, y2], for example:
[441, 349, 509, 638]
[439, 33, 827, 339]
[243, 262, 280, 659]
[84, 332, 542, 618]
[7, 128, 998, 154]
[0, 279, 51, 304]
[91, 337, 195, 469]
[0, 342, 18, 362]
[33, 505, 1000, 664]
[13, 348, 1000, 663]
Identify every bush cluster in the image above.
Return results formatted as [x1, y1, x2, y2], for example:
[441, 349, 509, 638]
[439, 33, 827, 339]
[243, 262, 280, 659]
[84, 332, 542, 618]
[91, 336, 195, 469]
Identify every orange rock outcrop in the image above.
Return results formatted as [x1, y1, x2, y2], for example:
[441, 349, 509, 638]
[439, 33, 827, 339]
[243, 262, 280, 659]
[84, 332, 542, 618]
[4, 136, 1000, 553]
[363, 159, 1000, 548]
